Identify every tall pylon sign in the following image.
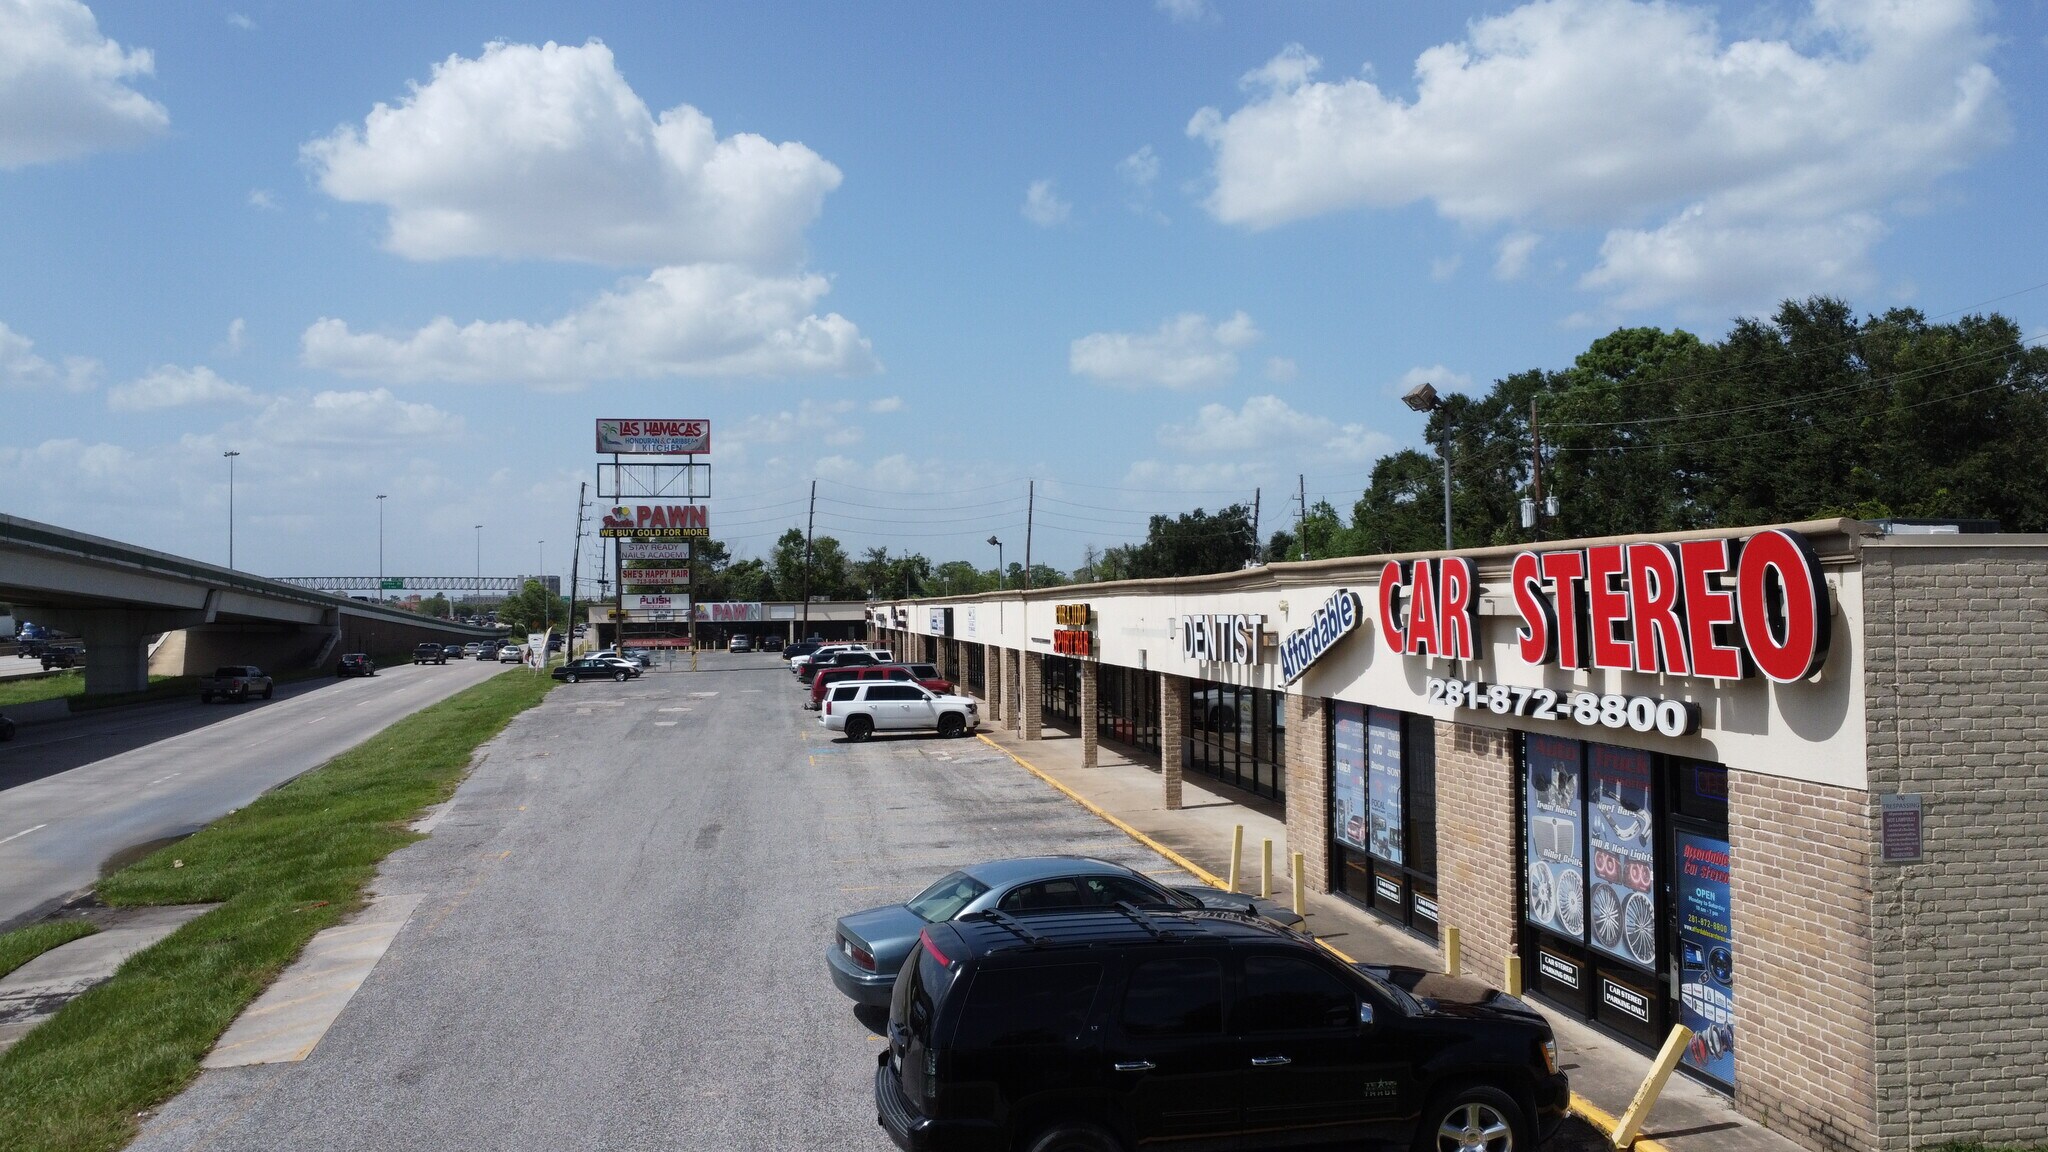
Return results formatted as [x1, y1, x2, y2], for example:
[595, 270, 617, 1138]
[595, 420, 711, 670]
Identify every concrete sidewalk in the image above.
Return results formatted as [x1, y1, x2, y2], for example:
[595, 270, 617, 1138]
[973, 721, 1800, 1152]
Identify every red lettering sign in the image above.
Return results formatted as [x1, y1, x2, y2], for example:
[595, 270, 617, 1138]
[1376, 560, 1407, 653]
[1736, 528, 1830, 682]
[1512, 552, 1555, 665]
[1377, 556, 1479, 661]
[1627, 543, 1688, 675]
[1053, 629, 1094, 657]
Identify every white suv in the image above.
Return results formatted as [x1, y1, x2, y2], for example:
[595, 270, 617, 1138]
[792, 643, 869, 676]
[821, 681, 979, 741]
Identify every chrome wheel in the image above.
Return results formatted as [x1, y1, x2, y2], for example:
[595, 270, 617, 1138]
[1436, 1101, 1514, 1152]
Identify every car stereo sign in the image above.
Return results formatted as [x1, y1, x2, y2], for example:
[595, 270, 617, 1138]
[599, 504, 709, 538]
[1382, 528, 1832, 684]
[595, 419, 710, 455]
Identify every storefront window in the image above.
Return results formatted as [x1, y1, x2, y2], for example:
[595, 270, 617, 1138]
[1329, 704, 1437, 939]
[1519, 736, 1735, 1086]
[966, 645, 985, 696]
[1096, 667, 1160, 756]
[1187, 679, 1284, 800]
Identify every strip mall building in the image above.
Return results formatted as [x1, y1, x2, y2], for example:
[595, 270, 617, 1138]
[870, 519, 2047, 1152]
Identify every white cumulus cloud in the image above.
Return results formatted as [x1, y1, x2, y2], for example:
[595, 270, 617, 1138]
[1495, 231, 1540, 281]
[1157, 0, 1215, 25]
[300, 263, 876, 388]
[1070, 311, 1260, 389]
[0, 320, 98, 391]
[303, 39, 841, 268]
[1187, 0, 2007, 310]
[0, 0, 168, 168]
[1021, 178, 1071, 227]
[108, 364, 259, 411]
[1157, 395, 1391, 463]
[247, 389, 463, 446]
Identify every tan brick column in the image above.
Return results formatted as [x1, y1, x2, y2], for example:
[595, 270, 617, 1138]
[1079, 661, 1099, 768]
[1433, 721, 1519, 987]
[1004, 649, 1021, 731]
[1160, 673, 1188, 809]
[1020, 652, 1043, 740]
[1283, 692, 1330, 894]
[984, 643, 1003, 720]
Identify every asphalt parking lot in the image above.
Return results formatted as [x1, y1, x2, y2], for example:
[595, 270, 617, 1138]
[127, 652, 1608, 1151]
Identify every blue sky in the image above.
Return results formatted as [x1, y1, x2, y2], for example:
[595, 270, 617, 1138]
[3, 0, 2044, 588]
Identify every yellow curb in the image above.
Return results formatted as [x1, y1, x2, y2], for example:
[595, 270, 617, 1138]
[973, 734, 1225, 889]
[975, 734, 1675, 1152]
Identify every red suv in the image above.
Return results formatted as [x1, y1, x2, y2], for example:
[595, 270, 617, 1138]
[809, 662, 955, 710]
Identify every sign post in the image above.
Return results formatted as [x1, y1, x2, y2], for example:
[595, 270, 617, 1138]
[595, 422, 710, 671]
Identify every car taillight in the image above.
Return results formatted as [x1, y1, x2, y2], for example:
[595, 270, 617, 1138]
[842, 936, 876, 971]
[824, 700, 832, 715]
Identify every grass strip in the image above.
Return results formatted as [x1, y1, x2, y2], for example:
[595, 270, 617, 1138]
[0, 922, 99, 982]
[0, 670, 85, 708]
[0, 668, 552, 1152]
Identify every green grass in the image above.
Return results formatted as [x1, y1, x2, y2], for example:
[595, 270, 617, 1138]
[0, 670, 85, 707]
[0, 669, 552, 1152]
[0, 922, 99, 981]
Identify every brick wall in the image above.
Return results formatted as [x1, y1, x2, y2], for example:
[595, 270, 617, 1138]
[1021, 652, 1043, 739]
[1284, 693, 1332, 894]
[1729, 772, 1877, 1152]
[985, 643, 1003, 721]
[1434, 721, 1519, 985]
[1079, 661, 1099, 768]
[1861, 547, 2048, 1152]
[1004, 649, 1020, 731]
[1160, 673, 1188, 809]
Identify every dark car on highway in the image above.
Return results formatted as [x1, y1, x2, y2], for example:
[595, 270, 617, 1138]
[829, 856, 1301, 1008]
[40, 647, 82, 670]
[875, 907, 1567, 1152]
[412, 642, 446, 665]
[337, 653, 376, 678]
[200, 665, 273, 703]
[443, 644, 464, 660]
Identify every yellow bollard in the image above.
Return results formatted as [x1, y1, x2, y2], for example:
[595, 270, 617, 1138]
[1260, 838, 1273, 899]
[1444, 926, 1462, 977]
[1612, 1025, 1694, 1149]
[1504, 954, 1523, 996]
[1227, 825, 1243, 894]
[1290, 851, 1305, 919]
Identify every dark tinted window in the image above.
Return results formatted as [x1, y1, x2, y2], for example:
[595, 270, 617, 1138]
[954, 964, 1103, 1049]
[899, 939, 957, 1040]
[867, 684, 925, 702]
[910, 664, 939, 678]
[998, 878, 1093, 913]
[1237, 955, 1356, 1032]
[1085, 875, 1176, 907]
[1121, 957, 1223, 1037]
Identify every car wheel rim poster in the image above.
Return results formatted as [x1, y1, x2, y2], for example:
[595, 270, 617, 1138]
[1586, 744, 1657, 970]
[1523, 735, 1584, 941]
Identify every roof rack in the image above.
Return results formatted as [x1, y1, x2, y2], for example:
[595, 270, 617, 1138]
[1111, 901, 1211, 940]
[961, 909, 1049, 947]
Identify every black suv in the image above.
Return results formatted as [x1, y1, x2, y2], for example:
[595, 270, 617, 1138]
[877, 908, 1566, 1152]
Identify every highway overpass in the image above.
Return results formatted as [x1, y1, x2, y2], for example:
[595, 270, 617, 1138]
[1, 514, 495, 694]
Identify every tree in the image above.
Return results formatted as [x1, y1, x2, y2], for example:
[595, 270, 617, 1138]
[1125, 505, 1257, 579]
[496, 579, 567, 634]
[417, 593, 451, 619]
[927, 561, 995, 596]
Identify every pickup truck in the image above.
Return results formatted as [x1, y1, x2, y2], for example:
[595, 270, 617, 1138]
[200, 665, 274, 704]
[412, 642, 447, 665]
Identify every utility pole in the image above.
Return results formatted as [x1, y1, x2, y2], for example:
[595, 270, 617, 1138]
[1296, 474, 1308, 562]
[376, 494, 387, 601]
[799, 479, 817, 638]
[1023, 479, 1035, 590]
[1529, 396, 1546, 543]
[567, 482, 587, 657]
[1250, 486, 1261, 567]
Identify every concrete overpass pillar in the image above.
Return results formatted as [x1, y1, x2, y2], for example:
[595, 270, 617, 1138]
[71, 612, 167, 695]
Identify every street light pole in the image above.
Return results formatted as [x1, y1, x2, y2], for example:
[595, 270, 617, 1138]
[223, 450, 240, 568]
[474, 524, 482, 619]
[988, 535, 1003, 590]
[1400, 382, 1453, 550]
[376, 494, 387, 601]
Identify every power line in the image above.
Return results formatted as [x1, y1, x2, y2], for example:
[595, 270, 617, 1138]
[1548, 374, 2029, 454]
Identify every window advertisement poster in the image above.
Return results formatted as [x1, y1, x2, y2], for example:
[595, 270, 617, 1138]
[1586, 744, 1658, 970]
[1367, 708, 1405, 865]
[1675, 831, 1736, 1087]
[1330, 703, 1369, 851]
[1524, 735, 1586, 941]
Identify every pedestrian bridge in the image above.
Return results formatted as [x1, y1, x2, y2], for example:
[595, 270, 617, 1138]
[1, 514, 494, 694]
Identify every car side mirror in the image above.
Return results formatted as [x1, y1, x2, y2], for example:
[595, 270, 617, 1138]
[1357, 1001, 1375, 1028]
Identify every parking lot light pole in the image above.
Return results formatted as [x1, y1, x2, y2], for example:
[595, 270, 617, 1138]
[1400, 382, 1452, 550]
[376, 494, 387, 601]
[988, 535, 1003, 590]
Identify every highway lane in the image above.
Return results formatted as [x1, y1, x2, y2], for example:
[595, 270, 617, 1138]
[0, 659, 512, 929]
